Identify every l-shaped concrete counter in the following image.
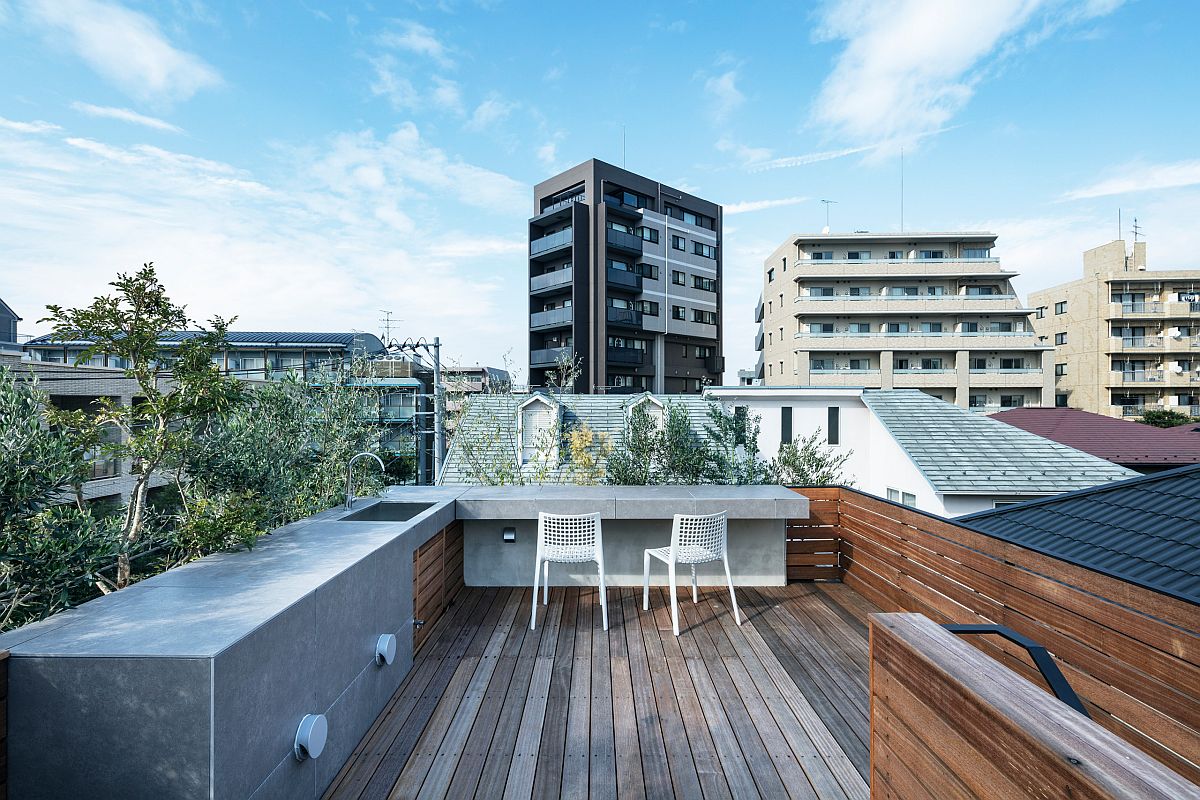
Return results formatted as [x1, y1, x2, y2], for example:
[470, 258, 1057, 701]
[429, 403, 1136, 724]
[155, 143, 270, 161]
[0, 485, 807, 799]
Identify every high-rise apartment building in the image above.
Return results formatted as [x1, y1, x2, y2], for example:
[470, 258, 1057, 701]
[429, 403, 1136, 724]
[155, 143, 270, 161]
[756, 232, 1053, 411]
[1031, 239, 1200, 418]
[527, 159, 724, 394]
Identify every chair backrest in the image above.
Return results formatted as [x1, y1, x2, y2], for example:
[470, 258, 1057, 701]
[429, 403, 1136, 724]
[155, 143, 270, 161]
[537, 512, 602, 562]
[671, 511, 728, 562]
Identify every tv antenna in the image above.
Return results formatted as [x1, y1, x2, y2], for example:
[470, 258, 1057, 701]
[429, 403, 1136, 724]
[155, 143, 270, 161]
[379, 310, 401, 346]
[820, 199, 837, 233]
[1131, 217, 1143, 242]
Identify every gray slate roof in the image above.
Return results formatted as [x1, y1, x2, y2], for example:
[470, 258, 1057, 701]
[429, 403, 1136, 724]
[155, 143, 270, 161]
[959, 464, 1200, 604]
[25, 330, 385, 352]
[860, 390, 1137, 495]
[440, 392, 714, 485]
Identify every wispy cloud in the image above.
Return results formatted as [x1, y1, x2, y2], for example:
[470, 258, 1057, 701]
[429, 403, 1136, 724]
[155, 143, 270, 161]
[749, 143, 880, 171]
[0, 116, 61, 134]
[724, 196, 809, 215]
[23, 0, 221, 102]
[703, 69, 744, 122]
[811, 0, 1123, 145]
[71, 101, 182, 133]
[376, 19, 454, 68]
[466, 95, 516, 132]
[1062, 159, 1200, 200]
[430, 76, 464, 114]
[715, 136, 772, 167]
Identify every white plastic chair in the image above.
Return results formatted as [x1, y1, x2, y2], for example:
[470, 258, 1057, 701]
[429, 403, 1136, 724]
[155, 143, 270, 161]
[643, 511, 741, 636]
[531, 512, 607, 631]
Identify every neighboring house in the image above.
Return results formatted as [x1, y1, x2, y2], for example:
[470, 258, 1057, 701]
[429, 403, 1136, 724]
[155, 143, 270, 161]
[439, 391, 713, 485]
[1030, 238, 1200, 418]
[705, 386, 1136, 516]
[0, 296, 21, 356]
[755, 231, 1053, 410]
[959, 464, 1200, 604]
[992, 407, 1200, 473]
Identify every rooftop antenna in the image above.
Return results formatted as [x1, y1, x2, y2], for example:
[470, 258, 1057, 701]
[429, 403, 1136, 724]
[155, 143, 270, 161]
[379, 310, 399, 347]
[820, 199, 837, 234]
[1131, 217, 1143, 242]
[900, 146, 905, 232]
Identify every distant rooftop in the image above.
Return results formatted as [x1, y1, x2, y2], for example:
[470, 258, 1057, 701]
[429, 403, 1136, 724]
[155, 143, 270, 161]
[792, 231, 997, 243]
[960, 464, 1200, 605]
[25, 330, 386, 352]
[860, 390, 1137, 495]
[992, 407, 1200, 468]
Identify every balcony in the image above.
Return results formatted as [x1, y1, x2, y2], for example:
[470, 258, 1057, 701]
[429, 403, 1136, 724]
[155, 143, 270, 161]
[605, 227, 643, 255]
[1116, 403, 1164, 417]
[797, 331, 1045, 351]
[530, 269, 572, 295]
[794, 259, 1014, 279]
[530, 307, 573, 330]
[606, 266, 642, 292]
[793, 295, 1023, 315]
[603, 195, 643, 220]
[755, 296, 764, 323]
[1118, 336, 1161, 350]
[1114, 370, 1165, 384]
[530, 346, 573, 368]
[1110, 301, 1164, 317]
[606, 306, 643, 328]
[530, 229, 572, 259]
[606, 346, 645, 365]
[755, 327, 765, 351]
[704, 355, 725, 374]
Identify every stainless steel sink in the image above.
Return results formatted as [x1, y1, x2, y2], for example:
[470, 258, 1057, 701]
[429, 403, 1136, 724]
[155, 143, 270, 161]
[339, 502, 434, 522]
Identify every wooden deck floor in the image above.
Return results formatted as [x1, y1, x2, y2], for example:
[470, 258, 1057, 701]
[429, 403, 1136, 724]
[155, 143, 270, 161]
[324, 583, 877, 800]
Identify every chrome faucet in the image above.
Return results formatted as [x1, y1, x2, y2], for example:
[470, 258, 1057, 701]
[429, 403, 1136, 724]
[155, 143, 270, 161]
[345, 452, 386, 509]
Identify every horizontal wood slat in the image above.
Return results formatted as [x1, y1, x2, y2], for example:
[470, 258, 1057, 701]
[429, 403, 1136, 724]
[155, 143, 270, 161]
[869, 614, 1200, 800]
[412, 521, 465, 651]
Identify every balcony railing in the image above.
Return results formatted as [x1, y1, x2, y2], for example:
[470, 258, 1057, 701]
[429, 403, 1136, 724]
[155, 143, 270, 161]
[799, 293, 1017, 301]
[606, 346, 645, 365]
[800, 330, 1034, 338]
[1119, 337, 1160, 348]
[606, 267, 642, 292]
[530, 307, 573, 329]
[530, 269, 572, 294]
[530, 346, 573, 367]
[704, 355, 725, 374]
[802, 257, 1000, 265]
[755, 297, 764, 323]
[538, 193, 585, 215]
[969, 368, 1041, 373]
[1120, 371, 1164, 383]
[894, 368, 954, 374]
[530, 229, 572, 257]
[755, 328, 765, 351]
[605, 228, 643, 254]
[1120, 302, 1164, 314]
[811, 368, 881, 374]
[606, 307, 643, 328]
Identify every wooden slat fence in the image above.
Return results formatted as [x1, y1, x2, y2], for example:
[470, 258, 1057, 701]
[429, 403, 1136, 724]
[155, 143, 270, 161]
[785, 487, 843, 581]
[870, 613, 1200, 800]
[412, 520, 464, 651]
[789, 486, 1200, 786]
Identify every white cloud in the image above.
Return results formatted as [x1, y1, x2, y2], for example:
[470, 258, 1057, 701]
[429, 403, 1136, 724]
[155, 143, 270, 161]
[724, 196, 809, 215]
[714, 136, 772, 167]
[375, 19, 453, 68]
[466, 96, 515, 132]
[812, 0, 1122, 145]
[369, 54, 420, 111]
[536, 140, 557, 169]
[1062, 159, 1200, 200]
[70, 101, 182, 133]
[23, 0, 221, 102]
[703, 70, 744, 122]
[430, 76, 464, 115]
[0, 116, 61, 133]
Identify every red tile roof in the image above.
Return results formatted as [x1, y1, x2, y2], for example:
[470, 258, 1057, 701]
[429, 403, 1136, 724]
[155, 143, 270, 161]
[991, 408, 1200, 467]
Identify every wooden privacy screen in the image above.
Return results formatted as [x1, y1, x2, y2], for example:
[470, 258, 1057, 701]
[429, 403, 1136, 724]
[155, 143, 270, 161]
[784, 487, 842, 581]
[412, 521, 464, 651]
[869, 613, 1200, 800]
[787, 487, 1200, 785]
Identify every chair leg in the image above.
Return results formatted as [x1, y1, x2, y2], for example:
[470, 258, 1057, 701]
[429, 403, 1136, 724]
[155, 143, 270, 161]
[691, 564, 698, 604]
[724, 555, 741, 626]
[542, 560, 549, 605]
[668, 561, 680, 637]
[642, 551, 651, 611]
[531, 557, 540, 631]
[598, 562, 609, 631]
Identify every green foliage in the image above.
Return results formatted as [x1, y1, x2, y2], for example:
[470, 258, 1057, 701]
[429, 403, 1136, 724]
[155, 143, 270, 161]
[170, 492, 267, 563]
[702, 402, 773, 485]
[607, 403, 709, 485]
[772, 428, 854, 487]
[565, 423, 611, 485]
[1138, 408, 1197, 429]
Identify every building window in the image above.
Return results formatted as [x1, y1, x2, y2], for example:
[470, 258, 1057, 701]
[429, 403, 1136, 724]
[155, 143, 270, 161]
[970, 357, 987, 370]
[991, 322, 1014, 333]
[635, 300, 659, 315]
[920, 358, 943, 370]
[827, 406, 840, 445]
[1000, 394, 1025, 408]
[810, 251, 832, 260]
[811, 323, 835, 333]
[671, 305, 686, 320]
[888, 286, 919, 296]
[635, 226, 659, 243]
[888, 250, 904, 259]
[965, 286, 996, 296]
[782, 257, 787, 272]
[1036, 306, 1046, 319]
[962, 322, 979, 333]
[963, 247, 991, 258]
[810, 286, 835, 297]
[768, 332, 772, 345]
[672, 270, 686, 285]
[849, 323, 871, 333]
[918, 250, 945, 259]
[694, 276, 718, 292]
[606, 219, 634, 235]
[695, 345, 715, 358]
[635, 262, 658, 280]
[672, 235, 686, 251]
[812, 358, 832, 370]
[1055, 301, 1067, 315]
[768, 363, 773, 377]
[926, 286, 946, 296]
[894, 358, 911, 370]
[969, 394, 987, 408]
[781, 406, 792, 444]
[1055, 332, 1068, 345]
[1000, 357, 1026, 370]
[849, 358, 869, 370]
[887, 488, 916, 507]
[1055, 394, 1068, 407]
[767, 268, 775, 283]
[920, 322, 943, 333]
[1054, 363, 1067, 377]
[693, 242, 718, 259]
[846, 250, 871, 260]
[848, 287, 872, 297]
[885, 322, 910, 333]
[693, 310, 718, 325]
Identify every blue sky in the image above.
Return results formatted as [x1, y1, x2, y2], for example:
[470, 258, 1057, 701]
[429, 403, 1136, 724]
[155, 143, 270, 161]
[2, 0, 1198, 377]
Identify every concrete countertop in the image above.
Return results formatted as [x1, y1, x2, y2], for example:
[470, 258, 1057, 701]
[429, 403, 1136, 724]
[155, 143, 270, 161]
[454, 484, 809, 521]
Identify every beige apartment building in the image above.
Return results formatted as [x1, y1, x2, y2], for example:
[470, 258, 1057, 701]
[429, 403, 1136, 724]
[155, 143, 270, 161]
[755, 231, 1053, 411]
[1030, 239, 1200, 418]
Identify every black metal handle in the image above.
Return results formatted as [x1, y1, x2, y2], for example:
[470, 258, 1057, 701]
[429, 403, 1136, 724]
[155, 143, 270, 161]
[942, 623, 1090, 719]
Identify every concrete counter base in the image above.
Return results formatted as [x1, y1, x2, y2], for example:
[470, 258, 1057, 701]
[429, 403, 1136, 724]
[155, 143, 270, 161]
[463, 517, 786, 586]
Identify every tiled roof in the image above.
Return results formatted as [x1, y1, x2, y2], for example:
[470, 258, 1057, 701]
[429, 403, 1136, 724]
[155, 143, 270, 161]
[959, 464, 1200, 605]
[991, 407, 1200, 467]
[860, 390, 1137, 495]
[25, 330, 385, 352]
[440, 392, 714, 485]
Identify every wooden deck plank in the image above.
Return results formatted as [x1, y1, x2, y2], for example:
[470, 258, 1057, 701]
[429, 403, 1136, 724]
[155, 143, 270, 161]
[531, 586, 579, 800]
[590, 587, 618, 800]
[621, 588, 674, 800]
[561, 588, 593, 799]
[608, 588, 646, 800]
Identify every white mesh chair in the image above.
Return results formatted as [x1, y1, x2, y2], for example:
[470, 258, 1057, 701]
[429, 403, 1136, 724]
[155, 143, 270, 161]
[643, 511, 741, 636]
[531, 512, 607, 631]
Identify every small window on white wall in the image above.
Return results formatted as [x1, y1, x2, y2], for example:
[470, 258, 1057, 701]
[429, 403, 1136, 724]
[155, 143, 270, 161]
[887, 487, 916, 507]
[518, 394, 559, 464]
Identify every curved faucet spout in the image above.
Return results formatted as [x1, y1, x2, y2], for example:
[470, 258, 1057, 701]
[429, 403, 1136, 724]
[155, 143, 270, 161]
[345, 452, 387, 510]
